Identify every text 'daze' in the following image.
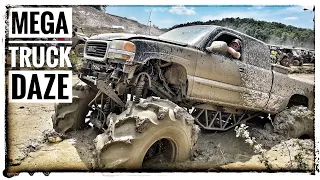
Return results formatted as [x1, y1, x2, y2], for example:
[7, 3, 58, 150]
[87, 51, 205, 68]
[9, 71, 72, 103]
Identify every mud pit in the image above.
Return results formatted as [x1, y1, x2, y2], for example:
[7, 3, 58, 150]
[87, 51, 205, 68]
[6, 75, 315, 173]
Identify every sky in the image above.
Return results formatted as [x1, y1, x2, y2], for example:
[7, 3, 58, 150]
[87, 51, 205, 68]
[105, 5, 314, 29]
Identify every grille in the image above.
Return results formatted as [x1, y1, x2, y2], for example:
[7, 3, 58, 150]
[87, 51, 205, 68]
[85, 42, 108, 58]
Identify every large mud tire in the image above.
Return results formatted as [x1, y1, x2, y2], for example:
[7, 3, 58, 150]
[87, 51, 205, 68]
[273, 106, 314, 139]
[52, 83, 96, 133]
[292, 59, 301, 66]
[280, 57, 291, 67]
[95, 98, 199, 169]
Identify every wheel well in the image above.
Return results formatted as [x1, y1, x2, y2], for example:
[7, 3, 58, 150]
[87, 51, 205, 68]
[288, 94, 308, 108]
[148, 59, 188, 93]
[142, 138, 176, 166]
[299, 134, 311, 139]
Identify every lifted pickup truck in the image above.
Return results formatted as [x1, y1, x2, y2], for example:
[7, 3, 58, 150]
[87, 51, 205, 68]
[52, 25, 314, 169]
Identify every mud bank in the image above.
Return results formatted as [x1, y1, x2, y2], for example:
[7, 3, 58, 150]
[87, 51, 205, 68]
[222, 139, 314, 171]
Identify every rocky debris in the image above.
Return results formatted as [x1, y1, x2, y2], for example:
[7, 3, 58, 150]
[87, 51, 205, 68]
[43, 129, 65, 143]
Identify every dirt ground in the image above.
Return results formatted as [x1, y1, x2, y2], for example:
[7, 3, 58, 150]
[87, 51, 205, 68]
[6, 74, 315, 174]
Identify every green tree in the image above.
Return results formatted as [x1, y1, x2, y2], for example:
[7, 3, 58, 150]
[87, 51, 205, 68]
[169, 17, 314, 49]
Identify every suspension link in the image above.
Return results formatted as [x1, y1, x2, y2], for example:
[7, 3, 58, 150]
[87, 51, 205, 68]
[192, 108, 261, 131]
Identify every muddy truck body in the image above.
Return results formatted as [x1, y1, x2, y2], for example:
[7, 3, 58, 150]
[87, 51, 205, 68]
[52, 25, 314, 169]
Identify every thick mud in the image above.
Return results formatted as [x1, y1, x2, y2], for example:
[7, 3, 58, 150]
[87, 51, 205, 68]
[7, 102, 315, 172]
[192, 130, 255, 164]
[223, 139, 314, 171]
[249, 127, 286, 149]
[273, 106, 314, 138]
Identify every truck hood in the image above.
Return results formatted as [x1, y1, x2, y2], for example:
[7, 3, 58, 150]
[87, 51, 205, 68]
[88, 33, 188, 47]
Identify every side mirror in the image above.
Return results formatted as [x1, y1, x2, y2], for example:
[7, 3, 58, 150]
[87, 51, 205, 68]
[206, 41, 228, 53]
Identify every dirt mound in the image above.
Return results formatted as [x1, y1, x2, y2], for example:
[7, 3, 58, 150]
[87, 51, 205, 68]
[247, 105, 314, 150]
[72, 6, 164, 36]
[273, 106, 314, 138]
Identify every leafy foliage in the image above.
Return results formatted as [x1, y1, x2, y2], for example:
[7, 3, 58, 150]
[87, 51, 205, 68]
[170, 18, 314, 49]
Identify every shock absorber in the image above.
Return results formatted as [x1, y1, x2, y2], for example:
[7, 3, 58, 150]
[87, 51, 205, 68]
[104, 97, 111, 116]
[134, 75, 146, 103]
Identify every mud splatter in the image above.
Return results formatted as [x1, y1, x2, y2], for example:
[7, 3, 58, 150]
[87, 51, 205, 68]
[173, 106, 195, 124]
[157, 107, 169, 120]
[135, 117, 151, 133]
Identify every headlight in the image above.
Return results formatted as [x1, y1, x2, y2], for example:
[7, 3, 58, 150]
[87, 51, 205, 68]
[108, 40, 136, 62]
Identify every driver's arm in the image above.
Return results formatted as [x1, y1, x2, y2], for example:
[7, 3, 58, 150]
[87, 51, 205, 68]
[227, 47, 241, 59]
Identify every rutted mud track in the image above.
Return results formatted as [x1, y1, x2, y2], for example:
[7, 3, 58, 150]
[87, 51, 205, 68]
[7, 74, 315, 173]
[8, 108, 256, 172]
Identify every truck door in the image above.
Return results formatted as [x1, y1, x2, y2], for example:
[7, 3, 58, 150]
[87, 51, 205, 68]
[191, 31, 273, 111]
[191, 32, 244, 108]
[235, 37, 273, 110]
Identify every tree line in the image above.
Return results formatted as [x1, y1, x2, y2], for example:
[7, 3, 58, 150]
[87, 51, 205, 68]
[169, 18, 314, 49]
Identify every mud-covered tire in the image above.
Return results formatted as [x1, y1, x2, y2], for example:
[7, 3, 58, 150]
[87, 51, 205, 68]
[52, 83, 96, 133]
[74, 44, 85, 57]
[273, 106, 314, 139]
[292, 59, 300, 66]
[280, 57, 291, 67]
[95, 98, 199, 169]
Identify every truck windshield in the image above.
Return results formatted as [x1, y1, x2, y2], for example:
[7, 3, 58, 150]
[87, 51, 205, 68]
[159, 26, 212, 45]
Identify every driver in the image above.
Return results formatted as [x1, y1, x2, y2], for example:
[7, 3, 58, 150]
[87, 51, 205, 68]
[227, 39, 241, 59]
